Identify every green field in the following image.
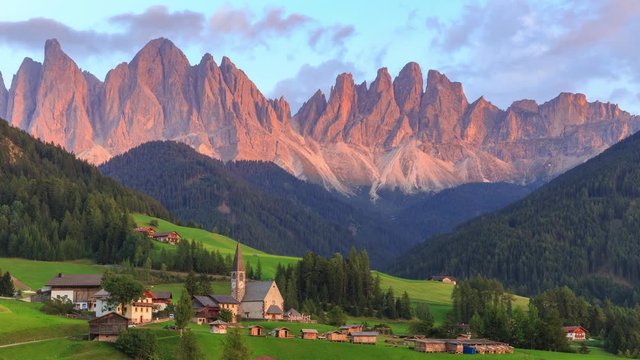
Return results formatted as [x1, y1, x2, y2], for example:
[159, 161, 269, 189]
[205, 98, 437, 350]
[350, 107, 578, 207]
[0, 300, 88, 346]
[134, 213, 300, 279]
[0, 258, 106, 290]
[0, 338, 127, 360]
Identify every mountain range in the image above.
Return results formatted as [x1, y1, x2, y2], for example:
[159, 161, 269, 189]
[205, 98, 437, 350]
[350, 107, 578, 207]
[1, 38, 638, 197]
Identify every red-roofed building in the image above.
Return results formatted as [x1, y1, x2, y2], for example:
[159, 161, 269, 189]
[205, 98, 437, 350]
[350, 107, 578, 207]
[563, 326, 587, 341]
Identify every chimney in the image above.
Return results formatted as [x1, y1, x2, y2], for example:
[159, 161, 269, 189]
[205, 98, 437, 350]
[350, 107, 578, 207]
[58, 273, 63, 278]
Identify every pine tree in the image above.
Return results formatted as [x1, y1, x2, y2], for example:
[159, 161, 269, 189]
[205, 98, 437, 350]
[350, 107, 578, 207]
[255, 259, 262, 280]
[185, 271, 198, 296]
[175, 288, 194, 335]
[176, 331, 204, 360]
[0, 271, 15, 297]
[221, 328, 250, 360]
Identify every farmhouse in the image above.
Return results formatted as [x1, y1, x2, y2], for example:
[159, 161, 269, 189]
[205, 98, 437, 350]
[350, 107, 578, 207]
[134, 227, 155, 237]
[271, 327, 291, 338]
[339, 324, 364, 335]
[300, 329, 318, 340]
[209, 320, 228, 334]
[350, 331, 378, 345]
[92, 289, 154, 324]
[150, 291, 172, 311]
[230, 243, 285, 320]
[192, 294, 240, 323]
[325, 331, 348, 342]
[563, 326, 587, 341]
[429, 275, 457, 285]
[152, 231, 181, 244]
[46, 273, 102, 310]
[248, 325, 264, 336]
[89, 312, 128, 342]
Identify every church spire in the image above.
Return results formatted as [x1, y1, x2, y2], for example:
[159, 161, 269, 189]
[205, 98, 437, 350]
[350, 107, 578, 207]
[232, 242, 245, 272]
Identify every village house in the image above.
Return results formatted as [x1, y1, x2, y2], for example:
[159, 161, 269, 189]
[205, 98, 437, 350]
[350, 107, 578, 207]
[89, 312, 129, 342]
[150, 291, 172, 311]
[192, 294, 241, 323]
[152, 231, 181, 245]
[230, 243, 285, 320]
[46, 273, 102, 310]
[350, 331, 378, 345]
[209, 320, 228, 334]
[134, 227, 156, 238]
[563, 326, 587, 341]
[429, 275, 457, 285]
[300, 329, 318, 340]
[92, 289, 154, 324]
[339, 324, 364, 335]
[325, 330, 348, 342]
[271, 327, 291, 338]
[248, 325, 264, 337]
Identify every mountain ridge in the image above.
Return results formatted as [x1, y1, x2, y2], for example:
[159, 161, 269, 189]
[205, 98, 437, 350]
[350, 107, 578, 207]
[2, 38, 639, 197]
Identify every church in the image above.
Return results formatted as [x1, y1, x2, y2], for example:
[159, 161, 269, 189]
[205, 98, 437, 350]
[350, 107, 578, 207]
[231, 243, 285, 320]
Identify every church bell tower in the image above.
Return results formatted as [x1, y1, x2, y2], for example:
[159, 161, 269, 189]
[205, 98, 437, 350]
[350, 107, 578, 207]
[231, 242, 246, 302]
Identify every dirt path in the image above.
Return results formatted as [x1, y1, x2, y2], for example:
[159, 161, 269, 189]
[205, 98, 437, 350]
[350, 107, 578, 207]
[0, 336, 68, 349]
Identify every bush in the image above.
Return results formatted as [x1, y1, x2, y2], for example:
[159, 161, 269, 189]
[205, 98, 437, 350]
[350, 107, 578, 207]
[327, 305, 347, 326]
[41, 298, 77, 315]
[115, 330, 159, 360]
[218, 308, 233, 323]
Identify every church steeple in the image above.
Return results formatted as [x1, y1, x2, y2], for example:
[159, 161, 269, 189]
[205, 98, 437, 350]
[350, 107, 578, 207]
[231, 242, 246, 301]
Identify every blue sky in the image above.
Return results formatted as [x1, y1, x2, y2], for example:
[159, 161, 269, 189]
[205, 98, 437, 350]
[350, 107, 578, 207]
[1, 0, 639, 113]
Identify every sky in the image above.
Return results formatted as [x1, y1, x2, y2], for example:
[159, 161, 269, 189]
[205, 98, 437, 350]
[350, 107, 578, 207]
[0, 0, 639, 113]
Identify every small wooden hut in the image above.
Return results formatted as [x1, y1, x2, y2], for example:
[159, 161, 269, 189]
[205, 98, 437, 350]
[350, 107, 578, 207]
[325, 331, 348, 342]
[350, 331, 378, 345]
[339, 324, 364, 335]
[446, 340, 463, 354]
[88, 312, 128, 342]
[414, 339, 447, 353]
[300, 329, 318, 340]
[209, 320, 228, 334]
[271, 327, 290, 338]
[248, 325, 264, 336]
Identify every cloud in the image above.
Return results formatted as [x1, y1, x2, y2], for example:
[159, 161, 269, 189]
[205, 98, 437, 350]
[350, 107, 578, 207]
[428, 0, 640, 112]
[110, 6, 206, 45]
[270, 59, 363, 113]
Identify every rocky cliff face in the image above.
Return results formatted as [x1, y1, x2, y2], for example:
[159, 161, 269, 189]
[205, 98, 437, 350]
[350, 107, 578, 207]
[4, 38, 640, 196]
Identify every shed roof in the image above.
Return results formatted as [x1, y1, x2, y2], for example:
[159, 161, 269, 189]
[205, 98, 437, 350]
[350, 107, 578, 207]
[350, 331, 379, 337]
[47, 274, 102, 287]
[152, 231, 180, 238]
[210, 320, 228, 325]
[285, 308, 301, 316]
[89, 312, 129, 323]
[301, 329, 318, 334]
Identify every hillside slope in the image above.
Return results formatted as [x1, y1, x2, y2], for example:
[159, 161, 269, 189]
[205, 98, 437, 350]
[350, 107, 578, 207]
[100, 141, 398, 262]
[391, 129, 640, 302]
[0, 118, 169, 263]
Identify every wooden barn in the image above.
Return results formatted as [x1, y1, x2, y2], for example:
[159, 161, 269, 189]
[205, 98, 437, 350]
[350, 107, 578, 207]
[134, 227, 155, 237]
[209, 320, 228, 334]
[152, 231, 181, 245]
[248, 325, 264, 337]
[271, 327, 291, 338]
[350, 331, 378, 345]
[89, 312, 128, 342]
[325, 331, 348, 342]
[429, 275, 457, 285]
[446, 340, 463, 354]
[414, 339, 447, 353]
[300, 329, 318, 340]
[339, 324, 364, 335]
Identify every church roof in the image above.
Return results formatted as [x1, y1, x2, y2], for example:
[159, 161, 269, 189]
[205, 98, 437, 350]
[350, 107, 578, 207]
[193, 295, 217, 308]
[232, 243, 245, 272]
[242, 281, 276, 302]
[266, 304, 283, 314]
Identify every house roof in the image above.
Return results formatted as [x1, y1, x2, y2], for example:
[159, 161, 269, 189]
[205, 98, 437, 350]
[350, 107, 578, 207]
[232, 243, 245, 272]
[152, 231, 180, 238]
[89, 312, 129, 323]
[350, 332, 379, 337]
[563, 326, 586, 333]
[243, 281, 276, 302]
[301, 329, 318, 334]
[47, 274, 102, 287]
[266, 304, 283, 314]
[285, 308, 301, 316]
[430, 275, 456, 281]
[92, 289, 110, 299]
[339, 324, 362, 329]
[151, 291, 172, 300]
[193, 295, 218, 308]
[248, 325, 264, 329]
[210, 294, 240, 305]
[210, 320, 228, 325]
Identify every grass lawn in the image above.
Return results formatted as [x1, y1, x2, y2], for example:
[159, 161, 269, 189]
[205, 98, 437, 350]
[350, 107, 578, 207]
[0, 338, 127, 360]
[0, 300, 88, 346]
[150, 281, 230, 302]
[0, 258, 106, 290]
[133, 214, 300, 278]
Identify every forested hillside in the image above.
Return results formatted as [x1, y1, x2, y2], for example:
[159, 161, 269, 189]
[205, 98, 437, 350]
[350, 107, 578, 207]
[100, 141, 395, 262]
[391, 129, 640, 303]
[0, 119, 169, 263]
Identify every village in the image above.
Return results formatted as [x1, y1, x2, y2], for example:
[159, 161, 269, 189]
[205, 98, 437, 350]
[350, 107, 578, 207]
[28, 239, 589, 357]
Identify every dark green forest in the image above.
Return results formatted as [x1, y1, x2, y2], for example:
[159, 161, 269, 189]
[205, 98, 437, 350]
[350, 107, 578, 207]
[0, 119, 169, 263]
[391, 129, 640, 303]
[99, 141, 397, 263]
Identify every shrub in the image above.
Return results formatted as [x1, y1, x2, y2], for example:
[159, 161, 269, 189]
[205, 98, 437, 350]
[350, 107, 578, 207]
[41, 298, 77, 315]
[115, 330, 158, 360]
